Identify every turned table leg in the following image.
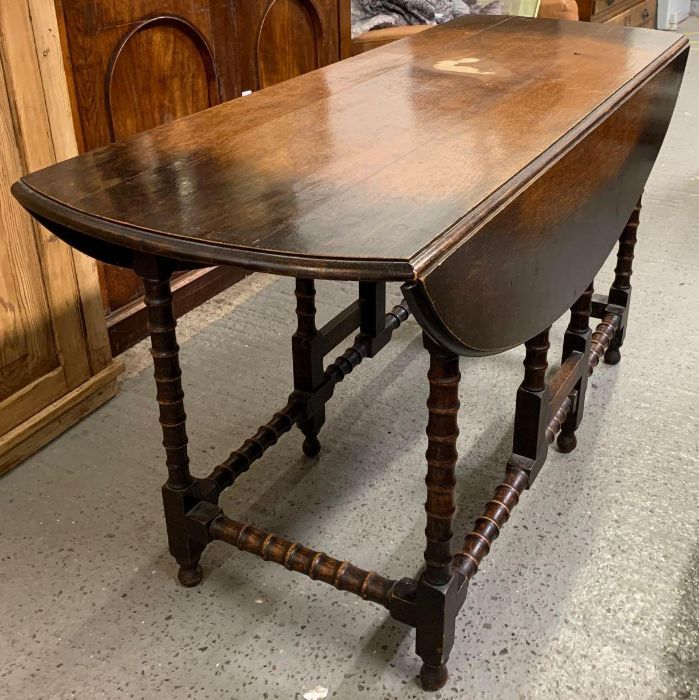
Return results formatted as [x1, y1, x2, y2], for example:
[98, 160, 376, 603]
[557, 283, 593, 453]
[139, 257, 203, 588]
[293, 278, 325, 456]
[416, 334, 461, 692]
[605, 197, 641, 365]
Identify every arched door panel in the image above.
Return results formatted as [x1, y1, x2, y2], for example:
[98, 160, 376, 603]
[106, 16, 219, 142]
[257, 0, 321, 88]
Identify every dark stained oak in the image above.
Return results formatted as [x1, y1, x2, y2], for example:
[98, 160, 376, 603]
[55, 0, 343, 353]
[15, 19, 686, 272]
[14, 17, 688, 354]
[9, 15, 690, 691]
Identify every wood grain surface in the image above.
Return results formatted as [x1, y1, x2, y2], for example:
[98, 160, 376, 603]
[16, 17, 687, 279]
[404, 52, 686, 354]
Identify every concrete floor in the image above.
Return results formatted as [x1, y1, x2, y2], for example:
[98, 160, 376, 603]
[2, 30, 699, 700]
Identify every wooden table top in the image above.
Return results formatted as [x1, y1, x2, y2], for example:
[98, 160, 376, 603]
[15, 16, 686, 281]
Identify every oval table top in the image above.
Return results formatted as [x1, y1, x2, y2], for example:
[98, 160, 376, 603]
[13, 16, 687, 281]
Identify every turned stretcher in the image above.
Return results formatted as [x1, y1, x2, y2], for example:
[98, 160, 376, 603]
[12, 16, 688, 690]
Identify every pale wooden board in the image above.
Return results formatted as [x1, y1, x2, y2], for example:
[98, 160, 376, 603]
[0, 0, 119, 465]
[0, 52, 63, 418]
[26, 0, 113, 374]
[0, 362, 123, 475]
[0, 0, 91, 390]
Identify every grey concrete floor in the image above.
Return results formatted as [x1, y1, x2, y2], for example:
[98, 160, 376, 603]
[2, 31, 699, 700]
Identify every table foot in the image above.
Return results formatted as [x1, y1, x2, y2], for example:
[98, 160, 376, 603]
[419, 662, 449, 691]
[604, 346, 621, 365]
[293, 279, 326, 457]
[178, 562, 203, 588]
[602, 197, 641, 368]
[556, 429, 577, 453]
[557, 283, 594, 456]
[302, 433, 321, 457]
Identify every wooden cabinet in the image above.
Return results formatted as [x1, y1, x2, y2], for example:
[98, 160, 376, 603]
[578, 0, 656, 26]
[0, 0, 122, 474]
[55, 0, 345, 354]
[603, 0, 656, 26]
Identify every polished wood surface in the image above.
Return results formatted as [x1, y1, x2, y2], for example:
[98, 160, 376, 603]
[56, 0, 238, 153]
[405, 53, 685, 354]
[18, 18, 685, 280]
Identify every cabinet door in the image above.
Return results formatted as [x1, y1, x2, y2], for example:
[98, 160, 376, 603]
[0, 2, 94, 436]
[236, 0, 341, 91]
[58, 0, 240, 151]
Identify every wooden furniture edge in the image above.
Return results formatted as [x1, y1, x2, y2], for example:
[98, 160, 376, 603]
[0, 0, 122, 470]
[27, 0, 119, 370]
[2, 0, 113, 374]
[11, 180, 416, 281]
[351, 26, 431, 56]
[0, 361, 124, 476]
[338, 0, 353, 59]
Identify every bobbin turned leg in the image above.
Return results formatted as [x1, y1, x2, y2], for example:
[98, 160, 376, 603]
[605, 198, 641, 365]
[292, 279, 325, 456]
[416, 334, 460, 692]
[138, 257, 204, 588]
[508, 327, 552, 486]
[557, 283, 593, 453]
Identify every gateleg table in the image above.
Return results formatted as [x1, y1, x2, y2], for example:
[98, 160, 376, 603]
[12, 16, 688, 690]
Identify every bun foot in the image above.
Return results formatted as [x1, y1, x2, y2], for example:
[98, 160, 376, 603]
[177, 563, 203, 588]
[604, 347, 621, 365]
[302, 434, 321, 457]
[557, 430, 577, 453]
[420, 663, 448, 691]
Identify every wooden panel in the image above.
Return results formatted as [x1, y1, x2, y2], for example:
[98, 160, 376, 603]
[106, 17, 219, 141]
[258, 0, 321, 88]
[590, 0, 655, 23]
[604, 0, 656, 25]
[58, 1, 228, 152]
[29, 0, 113, 372]
[0, 51, 61, 411]
[338, 0, 353, 59]
[0, 0, 119, 449]
[236, 0, 340, 91]
[0, 368, 67, 436]
[0, 0, 93, 391]
[0, 232, 29, 369]
[56, 0, 244, 351]
[0, 363, 121, 475]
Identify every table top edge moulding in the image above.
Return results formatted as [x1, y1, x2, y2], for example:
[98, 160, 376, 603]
[12, 17, 688, 284]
